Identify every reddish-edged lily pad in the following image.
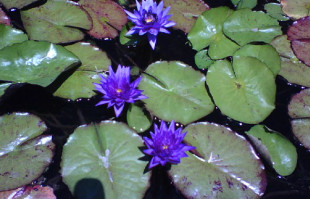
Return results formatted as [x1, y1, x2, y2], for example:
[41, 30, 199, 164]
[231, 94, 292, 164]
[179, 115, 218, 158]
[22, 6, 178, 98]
[288, 17, 310, 67]
[0, 8, 10, 25]
[281, 0, 310, 20]
[0, 186, 56, 199]
[164, 0, 209, 33]
[80, 0, 127, 39]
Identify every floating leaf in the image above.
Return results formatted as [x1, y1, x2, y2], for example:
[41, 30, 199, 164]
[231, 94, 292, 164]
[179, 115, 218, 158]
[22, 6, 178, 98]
[168, 122, 266, 198]
[0, 186, 56, 199]
[288, 17, 310, 66]
[194, 49, 214, 69]
[0, 24, 28, 50]
[246, 125, 297, 176]
[223, 9, 282, 46]
[120, 23, 140, 46]
[188, 6, 240, 59]
[281, 0, 310, 20]
[289, 89, 310, 149]
[0, 8, 10, 25]
[127, 103, 153, 133]
[164, 0, 209, 33]
[233, 44, 281, 76]
[139, 61, 214, 125]
[80, 0, 127, 39]
[207, 57, 276, 124]
[264, 3, 289, 21]
[232, 0, 257, 9]
[61, 121, 150, 198]
[0, 0, 39, 9]
[0, 40, 80, 87]
[21, 0, 92, 43]
[0, 113, 55, 191]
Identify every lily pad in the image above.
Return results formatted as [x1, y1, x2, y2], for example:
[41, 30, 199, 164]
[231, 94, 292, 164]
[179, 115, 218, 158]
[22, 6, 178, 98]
[223, 9, 282, 46]
[21, 0, 92, 43]
[164, 0, 209, 33]
[61, 121, 150, 198]
[281, 0, 310, 19]
[0, 8, 10, 25]
[127, 103, 153, 133]
[188, 6, 240, 58]
[232, 0, 257, 9]
[168, 122, 266, 199]
[0, 113, 55, 191]
[0, 40, 80, 87]
[264, 3, 289, 21]
[139, 61, 214, 125]
[206, 56, 276, 124]
[194, 49, 214, 69]
[0, 24, 28, 50]
[246, 125, 297, 176]
[80, 0, 127, 39]
[233, 44, 281, 76]
[0, 186, 56, 199]
[288, 17, 310, 66]
[0, 0, 39, 9]
[289, 89, 310, 149]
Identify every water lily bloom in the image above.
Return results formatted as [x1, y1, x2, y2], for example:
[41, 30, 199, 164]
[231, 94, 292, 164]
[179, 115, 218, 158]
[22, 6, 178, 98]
[144, 120, 196, 168]
[94, 65, 148, 117]
[125, 0, 176, 49]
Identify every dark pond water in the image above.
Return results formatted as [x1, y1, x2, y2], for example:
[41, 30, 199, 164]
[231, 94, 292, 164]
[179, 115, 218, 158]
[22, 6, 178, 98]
[1, 0, 310, 198]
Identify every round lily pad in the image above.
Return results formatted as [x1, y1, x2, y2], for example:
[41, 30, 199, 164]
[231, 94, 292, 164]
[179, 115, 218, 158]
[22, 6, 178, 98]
[223, 9, 282, 46]
[0, 40, 80, 87]
[0, 113, 55, 191]
[61, 121, 150, 199]
[168, 122, 266, 199]
[289, 89, 310, 149]
[246, 125, 297, 176]
[164, 0, 209, 33]
[139, 61, 214, 125]
[233, 44, 281, 76]
[127, 103, 153, 133]
[0, 24, 27, 50]
[194, 49, 214, 69]
[264, 3, 289, 21]
[0, 0, 39, 9]
[281, 0, 310, 19]
[207, 56, 276, 124]
[21, 0, 92, 43]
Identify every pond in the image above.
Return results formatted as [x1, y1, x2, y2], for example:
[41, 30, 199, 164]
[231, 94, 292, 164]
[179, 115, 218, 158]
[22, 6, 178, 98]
[0, 0, 310, 198]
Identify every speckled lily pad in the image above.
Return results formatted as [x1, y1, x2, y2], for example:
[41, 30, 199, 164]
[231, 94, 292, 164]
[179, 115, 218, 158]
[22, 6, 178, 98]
[281, 0, 310, 19]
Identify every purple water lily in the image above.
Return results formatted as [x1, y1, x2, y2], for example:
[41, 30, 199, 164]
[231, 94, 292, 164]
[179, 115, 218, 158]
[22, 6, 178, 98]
[94, 65, 148, 117]
[144, 120, 196, 168]
[125, 0, 176, 49]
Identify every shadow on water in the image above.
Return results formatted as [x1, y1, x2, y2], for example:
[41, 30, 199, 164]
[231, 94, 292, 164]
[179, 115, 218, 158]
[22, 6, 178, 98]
[74, 178, 105, 199]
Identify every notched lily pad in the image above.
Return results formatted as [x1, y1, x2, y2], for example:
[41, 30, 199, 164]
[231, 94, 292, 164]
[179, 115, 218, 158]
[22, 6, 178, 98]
[0, 24, 28, 50]
[246, 125, 297, 176]
[0, 113, 55, 191]
[80, 0, 127, 39]
[281, 0, 310, 20]
[289, 89, 310, 149]
[0, 0, 39, 9]
[0, 8, 10, 25]
[139, 61, 214, 125]
[207, 56, 276, 124]
[223, 9, 282, 46]
[127, 103, 153, 133]
[61, 121, 150, 199]
[194, 49, 214, 69]
[21, 0, 92, 43]
[264, 3, 289, 21]
[164, 0, 210, 33]
[169, 122, 266, 199]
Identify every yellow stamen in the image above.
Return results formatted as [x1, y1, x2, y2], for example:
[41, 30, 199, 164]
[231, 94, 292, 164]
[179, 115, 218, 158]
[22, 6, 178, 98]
[162, 145, 169, 150]
[145, 16, 154, 23]
[116, 88, 123, 93]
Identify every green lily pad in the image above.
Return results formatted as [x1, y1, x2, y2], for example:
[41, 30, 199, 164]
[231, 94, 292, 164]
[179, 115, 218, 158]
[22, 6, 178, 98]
[0, 24, 28, 50]
[270, 35, 295, 59]
[264, 3, 289, 21]
[0, 83, 11, 97]
[246, 125, 297, 176]
[194, 49, 214, 69]
[188, 6, 240, 58]
[139, 61, 214, 125]
[168, 122, 266, 198]
[0, 113, 55, 191]
[21, 0, 92, 43]
[289, 89, 310, 149]
[281, 0, 310, 19]
[0, 8, 10, 25]
[80, 0, 127, 39]
[127, 103, 153, 133]
[0, 40, 80, 87]
[223, 9, 282, 46]
[61, 121, 150, 198]
[233, 44, 281, 76]
[164, 0, 210, 33]
[232, 0, 257, 9]
[0, 0, 39, 9]
[206, 56, 276, 124]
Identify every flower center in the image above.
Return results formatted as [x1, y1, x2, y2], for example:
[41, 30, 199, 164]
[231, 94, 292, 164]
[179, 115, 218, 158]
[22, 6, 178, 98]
[116, 88, 123, 93]
[162, 145, 169, 150]
[144, 13, 156, 24]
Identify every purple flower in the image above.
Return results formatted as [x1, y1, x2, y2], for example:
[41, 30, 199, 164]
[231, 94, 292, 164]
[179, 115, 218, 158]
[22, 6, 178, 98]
[125, 0, 176, 49]
[144, 120, 196, 168]
[94, 65, 148, 117]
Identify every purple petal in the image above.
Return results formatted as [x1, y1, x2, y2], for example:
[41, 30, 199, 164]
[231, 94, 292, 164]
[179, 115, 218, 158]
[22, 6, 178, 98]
[157, 1, 164, 15]
[131, 76, 143, 88]
[149, 156, 160, 168]
[147, 33, 157, 50]
[159, 27, 170, 34]
[144, 137, 154, 148]
[136, 0, 141, 10]
[125, 10, 138, 19]
[164, 21, 176, 28]
[114, 103, 125, 117]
